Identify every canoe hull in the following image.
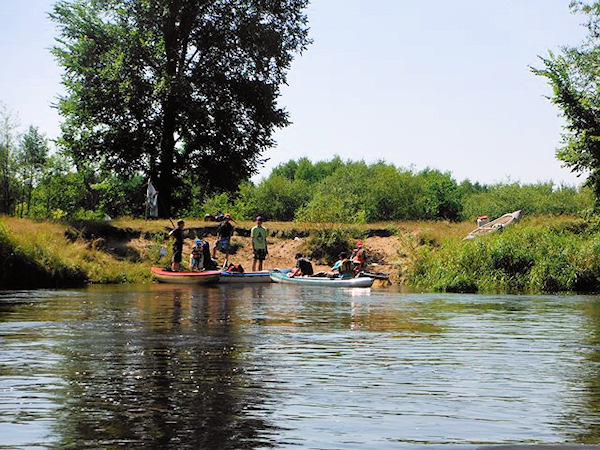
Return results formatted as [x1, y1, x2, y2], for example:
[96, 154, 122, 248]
[219, 271, 271, 283]
[219, 269, 291, 283]
[151, 267, 221, 284]
[270, 271, 374, 287]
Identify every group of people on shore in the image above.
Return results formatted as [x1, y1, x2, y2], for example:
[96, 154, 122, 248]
[168, 214, 367, 278]
[168, 215, 268, 272]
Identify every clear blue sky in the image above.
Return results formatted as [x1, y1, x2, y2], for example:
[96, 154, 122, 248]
[0, 0, 589, 186]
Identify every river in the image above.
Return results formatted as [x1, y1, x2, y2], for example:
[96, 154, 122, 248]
[1, 283, 600, 449]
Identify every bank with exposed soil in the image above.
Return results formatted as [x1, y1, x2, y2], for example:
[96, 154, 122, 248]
[3, 215, 596, 293]
[2, 216, 464, 288]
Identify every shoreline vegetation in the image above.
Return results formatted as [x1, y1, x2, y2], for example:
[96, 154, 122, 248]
[2, 214, 600, 294]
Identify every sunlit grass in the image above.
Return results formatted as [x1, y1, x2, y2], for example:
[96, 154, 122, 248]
[2, 214, 596, 292]
[408, 215, 600, 293]
[1, 216, 153, 284]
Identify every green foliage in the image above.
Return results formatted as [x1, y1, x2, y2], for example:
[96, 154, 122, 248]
[229, 157, 590, 223]
[50, 0, 311, 216]
[532, 3, 600, 208]
[295, 162, 370, 223]
[30, 155, 87, 219]
[417, 168, 463, 220]
[92, 173, 146, 218]
[307, 227, 360, 265]
[410, 220, 600, 293]
[362, 164, 422, 221]
[14, 126, 48, 218]
[254, 159, 465, 222]
[0, 102, 19, 214]
[194, 192, 236, 219]
[245, 175, 311, 221]
[462, 182, 592, 219]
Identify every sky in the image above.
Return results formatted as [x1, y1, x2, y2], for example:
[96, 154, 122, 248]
[0, 0, 591, 186]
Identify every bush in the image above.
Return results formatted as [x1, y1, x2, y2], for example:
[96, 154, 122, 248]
[307, 227, 361, 265]
[409, 219, 600, 293]
[462, 182, 592, 220]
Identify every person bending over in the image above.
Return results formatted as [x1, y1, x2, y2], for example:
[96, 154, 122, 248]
[288, 252, 314, 277]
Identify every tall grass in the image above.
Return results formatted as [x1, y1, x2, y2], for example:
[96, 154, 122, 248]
[0, 217, 152, 286]
[409, 216, 600, 293]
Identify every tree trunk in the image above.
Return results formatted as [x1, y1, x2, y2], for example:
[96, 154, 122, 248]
[158, 97, 176, 218]
[157, 5, 179, 219]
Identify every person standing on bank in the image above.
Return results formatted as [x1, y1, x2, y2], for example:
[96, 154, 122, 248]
[251, 216, 268, 271]
[168, 219, 185, 271]
[212, 213, 234, 266]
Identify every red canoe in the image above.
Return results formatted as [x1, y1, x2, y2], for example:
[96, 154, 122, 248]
[151, 267, 221, 284]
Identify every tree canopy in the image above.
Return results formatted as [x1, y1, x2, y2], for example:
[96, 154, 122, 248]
[532, 0, 600, 208]
[50, 0, 311, 217]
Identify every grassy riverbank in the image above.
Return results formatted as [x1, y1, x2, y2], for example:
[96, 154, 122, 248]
[1, 215, 598, 293]
[410, 215, 600, 293]
[0, 217, 150, 287]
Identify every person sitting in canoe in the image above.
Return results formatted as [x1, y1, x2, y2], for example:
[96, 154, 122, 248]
[330, 252, 356, 279]
[288, 253, 314, 277]
[190, 239, 205, 271]
[351, 241, 368, 273]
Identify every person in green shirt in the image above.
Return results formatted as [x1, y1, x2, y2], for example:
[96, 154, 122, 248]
[251, 216, 268, 271]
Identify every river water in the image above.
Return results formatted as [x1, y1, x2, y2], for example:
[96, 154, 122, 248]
[1, 283, 600, 449]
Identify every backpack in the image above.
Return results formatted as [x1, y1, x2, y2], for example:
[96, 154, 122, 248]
[227, 263, 244, 273]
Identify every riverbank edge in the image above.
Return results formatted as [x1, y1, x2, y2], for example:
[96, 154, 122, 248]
[0, 216, 463, 289]
[1, 215, 597, 293]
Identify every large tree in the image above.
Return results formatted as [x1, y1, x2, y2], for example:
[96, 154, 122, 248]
[50, 0, 310, 217]
[533, 1, 600, 208]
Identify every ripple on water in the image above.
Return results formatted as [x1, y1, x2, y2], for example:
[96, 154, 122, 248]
[0, 286, 600, 448]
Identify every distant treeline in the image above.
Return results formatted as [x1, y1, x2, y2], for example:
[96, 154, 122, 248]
[0, 152, 592, 222]
[195, 157, 593, 222]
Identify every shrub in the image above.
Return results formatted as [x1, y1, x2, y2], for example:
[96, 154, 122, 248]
[408, 219, 600, 293]
[307, 227, 361, 265]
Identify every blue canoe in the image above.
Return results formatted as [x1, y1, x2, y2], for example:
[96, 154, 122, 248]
[219, 270, 271, 283]
[219, 269, 291, 283]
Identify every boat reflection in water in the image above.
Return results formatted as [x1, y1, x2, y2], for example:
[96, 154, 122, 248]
[1, 285, 600, 448]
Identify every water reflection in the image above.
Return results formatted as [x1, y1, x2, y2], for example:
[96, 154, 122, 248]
[556, 296, 600, 443]
[14, 286, 282, 449]
[1, 286, 600, 448]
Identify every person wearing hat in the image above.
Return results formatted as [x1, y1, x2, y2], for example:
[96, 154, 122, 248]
[251, 216, 268, 271]
[190, 239, 205, 271]
[212, 213, 234, 266]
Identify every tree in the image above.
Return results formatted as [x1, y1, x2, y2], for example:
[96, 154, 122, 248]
[50, 0, 311, 217]
[16, 126, 48, 217]
[532, 1, 600, 209]
[31, 151, 88, 219]
[417, 168, 462, 221]
[0, 103, 18, 214]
